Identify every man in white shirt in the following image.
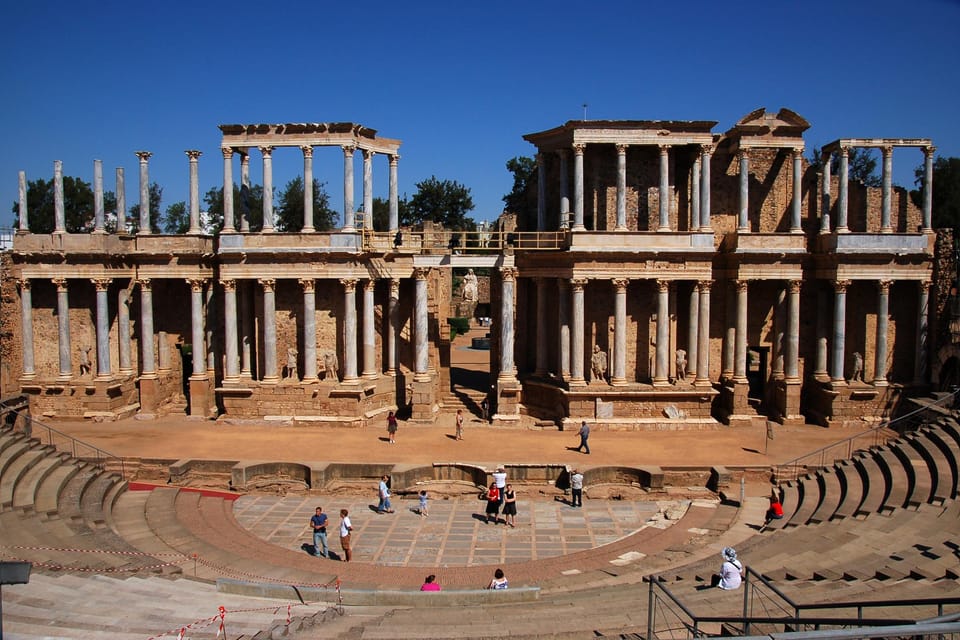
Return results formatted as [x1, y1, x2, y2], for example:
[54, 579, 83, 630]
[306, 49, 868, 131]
[492, 466, 507, 513]
[570, 469, 584, 507]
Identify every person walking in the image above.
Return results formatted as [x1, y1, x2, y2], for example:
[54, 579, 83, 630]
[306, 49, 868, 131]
[310, 506, 329, 558]
[575, 420, 591, 454]
[418, 489, 429, 517]
[570, 469, 584, 508]
[484, 482, 500, 524]
[339, 509, 353, 562]
[386, 410, 398, 444]
[502, 484, 517, 527]
[455, 408, 464, 440]
[377, 475, 394, 514]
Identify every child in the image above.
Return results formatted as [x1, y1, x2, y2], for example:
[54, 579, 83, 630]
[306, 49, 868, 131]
[419, 489, 429, 517]
[455, 409, 464, 441]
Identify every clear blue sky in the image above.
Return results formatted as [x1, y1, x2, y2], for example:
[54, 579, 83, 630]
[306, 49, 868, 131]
[2, 0, 959, 227]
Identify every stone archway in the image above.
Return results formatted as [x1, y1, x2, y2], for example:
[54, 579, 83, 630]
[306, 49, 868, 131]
[931, 342, 960, 389]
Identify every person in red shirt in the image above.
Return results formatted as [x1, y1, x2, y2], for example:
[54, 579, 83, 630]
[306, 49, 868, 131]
[484, 482, 500, 524]
[420, 574, 441, 591]
[766, 492, 784, 523]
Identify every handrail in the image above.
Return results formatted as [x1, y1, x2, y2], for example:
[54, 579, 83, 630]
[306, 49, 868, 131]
[360, 228, 569, 253]
[5, 409, 126, 479]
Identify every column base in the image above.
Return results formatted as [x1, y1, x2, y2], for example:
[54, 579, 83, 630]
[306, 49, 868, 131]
[189, 376, 212, 418]
[873, 379, 889, 387]
[652, 377, 670, 387]
[610, 377, 627, 386]
[261, 375, 280, 385]
[410, 378, 437, 423]
[138, 375, 159, 414]
[341, 376, 361, 386]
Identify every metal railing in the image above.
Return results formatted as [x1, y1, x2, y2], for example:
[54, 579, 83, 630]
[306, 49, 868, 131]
[361, 228, 568, 253]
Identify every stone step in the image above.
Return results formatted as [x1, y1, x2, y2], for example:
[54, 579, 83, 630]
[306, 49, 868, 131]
[12, 453, 64, 513]
[1, 447, 49, 510]
[832, 459, 865, 520]
[852, 453, 887, 518]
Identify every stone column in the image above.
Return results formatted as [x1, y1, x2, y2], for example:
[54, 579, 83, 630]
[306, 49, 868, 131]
[700, 145, 713, 231]
[658, 144, 671, 231]
[54, 160, 66, 233]
[18, 280, 35, 379]
[687, 283, 699, 380]
[301, 146, 315, 232]
[93, 160, 105, 233]
[874, 280, 891, 386]
[615, 144, 628, 231]
[387, 279, 399, 375]
[297, 279, 316, 382]
[116, 168, 126, 233]
[695, 281, 712, 387]
[654, 279, 670, 384]
[915, 282, 930, 385]
[413, 269, 429, 382]
[837, 146, 849, 232]
[814, 285, 829, 379]
[205, 283, 216, 373]
[558, 279, 570, 379]
[557, 149, 570, 228]
[570, 278, 587, 384]
[138, 279, 155, 375]
[259, 278, 278, 382]
[117, 288, 131, 374]
[738, 149, 750, 232]
[240, 281, 253, 379]
[222, 148, 235, 232]
[157, 331, 170, 371]
[362, 149, 374, 230]
[53, 279, 71, 378]
[187, 150, 202, 234]
[572, 144, 585, 231]
[499, 267, 518, 383]
[722, 283, 735, 379]
[223, 279, 240, 382]
[734, 279, 748, 383]
[240, 151, 251, 232]
[342, 145, 356, 231]
[791, 148, 803, 232]
[535, 278, 548, 375]
[537, 153, 547, 232]
[388, 155, 399, 232]
[922, 146, 935, 232]
[188, 280, 207, 378]
[339, 278, 359, 384]
[260, 146, 275, 232]
[831, 280, 850, 383]
[18, 171, 28, 232]
[135, 152, 152, 234]
[691, 155, 701, 231]
[881, 145, 893, 234]
[785, 280, 801, 381]
[820, 152, 832, 233]
[612, 278, 628, 385]
[773, 287, 785, 378]
[362, 279, 377, 378]
[93, 278, 111, 379]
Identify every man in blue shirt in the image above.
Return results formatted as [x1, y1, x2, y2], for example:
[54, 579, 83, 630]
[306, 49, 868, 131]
[310, 507, 329, 558]
[575, 421, 591, 454]
[378, 475, 394, 514]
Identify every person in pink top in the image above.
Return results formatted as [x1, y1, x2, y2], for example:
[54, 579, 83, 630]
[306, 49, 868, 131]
[420, 574, 441, 591]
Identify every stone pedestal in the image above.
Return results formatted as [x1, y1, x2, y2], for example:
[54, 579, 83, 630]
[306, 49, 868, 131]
[494, 379, 522, 422]
[776, 379, 805, 426]
[138, 375, 159, 416]
[723, 380, 755, 427]
[189, 376, 212, 418]
[409, 377, 437, 423]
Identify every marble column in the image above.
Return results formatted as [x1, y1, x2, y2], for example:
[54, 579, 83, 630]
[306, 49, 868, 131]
[654, 279, 670, 384]
[362, 149, 374, 230]
[222, 148, 235, 232]
[658, 145, 671, 231]
[722, 284, 735, 379]
[737, 150, 749, 232]
[570, 278, 587, 384]
[189, 280, 207, 378]
[223, 280, 240, 381]
[537, 153, 547, 232]
[240, 282, 253, 379]
[18, 171, 28, 232]
[733, 279, 748, 383]
[138, 279, 155, 375]
[814, 286, 829, 378]
[387, 279, 399, 375]
[535, 278, 548, 375]
[339, 278, 359, 384]
[687, 283, 699, 379]
[791, 148, 803, 233]
[239, 151, 251, 232]
[260, 146, 275, 232]
[772, 287, 785, 378]
[157, 331, 170, 371]
[260, 279, 278, 382]
[205, 283, 216, 373]
[922, 146, 935, 232]
[19, 280, 35, 379]
[615, 144, 628, 231]
[881, 146, 893, 234]
[93, 278, 111, 378]
[299, 279, 316, 382]
[612, 278, 628, 385]
[691, 155, 701, 231]
[362, 279, 377, 378]
[54, 160, 66, 233]
[499, 268, 518, 382]
[116, 168, 126, 233]
[135, 152, 152, 234]
[700, 145, 713, 231]
[187, 150, 202, 234]
[915, 282, 930, 385]
[118, 288, 132, 374]
[558, 279, 571, 379]
[93, 160, 105, 233]
[874, 280, 891, 386]
[302, 146, 315, 232]
[785, 280, 801, 381]
[694, 281, 712, 387]
[342, 145, 356, 231]
[831, 280, 850, 383]
[837, 146, 849, 232]
[53, 279, 71, 378]
[388, 155, 399, 232]
[557, 149, 570, 228]
[820, 152, 832, 233]
[572, 144, 585, 231]
[413, 269, 429, 382]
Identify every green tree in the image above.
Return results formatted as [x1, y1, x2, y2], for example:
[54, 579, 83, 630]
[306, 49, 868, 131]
[203, 183, 265, 232]
[809, 147, 881, 187]
[911, 156, 960, 230]
[275, 176, 337, 232]
[502, 156, 537, 227]
[371, 195, 412, 231]
[162, 201, 188, 234]
[11, 176, 95, 233]
[128, 182, 163, 233]
[406, 176, 476, 230]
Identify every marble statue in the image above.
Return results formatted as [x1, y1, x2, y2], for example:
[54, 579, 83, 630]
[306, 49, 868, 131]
[590, 344, 607, 383]
[675, 349, 687, 382]
[462, 269, 478, 302]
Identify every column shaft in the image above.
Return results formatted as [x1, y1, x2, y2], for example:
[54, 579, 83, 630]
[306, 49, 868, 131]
[820, 153, 832, 233]
[139, 281, 155, 375]
[831, 281, 849, 382]
[387, 279, 399, 374]
[302, 281, 317, 381]
[734, 280, 748, 382]
[54, 280, 71, 376]
[499, 268, 518, 382]
[658, 145, 671, 231]
[785, 281, 800, 380]
[881, 146, 893, 233]
[19, 281, 35, 377]
[875, 281, 890, 386]
[388, 155, 399, 231]
[223, 281, 240, 380]
[791, 149, 803, 232]
[700, 146, 712, 230]
[18, 171, 28, 232]
[772, 287, 785, 377]
[261, 279, 278, 381]
[691, 156, 701, 231]
[302, 146, 315, 232]
[240, 282, 253, 378]
[654, 280, 670, 384]
[612, 278, 628, 385]
[413, 270, 429, 381]
[558, 150, 570, 228]
[362, 149, 374, 229]
[615, 145, 627, 231]
[814, 286, 828, 377]
[570, 279, 586, 383]
[54, 160, 66, 233]
[535, 278, 548, 375]
[738, 150, 749, 231]
[222, 148, 235, 232]
[572, 145, 585, 230]
[94, 280, 111, 378]
[915, 283, 930, 384]
[240, 152, 251, 232]
[837, 147, 849, 232]
[94, 159, 105, 233]
[190, 281, 207, 377]
[362, 280, 377, 378]
[343, 145, 356, 231]
[695, 282, 712, 386]
[116, 168, 126, 233]
[558, 279, 570, 379]
[136, 152, 151, 234]
[687, 283, 699, 379]
[205, 282, 215, 372]
[923, 146, 935, 232]
[187, 150, 202, 234]
[261, 147, 274, 232]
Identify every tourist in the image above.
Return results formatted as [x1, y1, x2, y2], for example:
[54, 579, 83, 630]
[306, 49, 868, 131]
[480, 397, 489, 422]
[765, 492, 784, 525]
[310, 506, 329, 558]
[487, 568, 509, 590]
[456, 408, 464, 441]
[339, 509, 353, 562]
[575, 420, 591, 454]
[502, 483, 517, 527]
[377, 475, 394, 514]
[419, 489, 429, 517]
[420, 574, 441, 591]
[493, 466, 507, 513]
[484, 482, 500, 524]
[386, 410, 398, 444]
[570, 469, 584, 508]
[711, 547, 744, 589]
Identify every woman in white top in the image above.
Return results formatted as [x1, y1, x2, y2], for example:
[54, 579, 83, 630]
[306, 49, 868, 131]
[716, 547, 744, 589]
